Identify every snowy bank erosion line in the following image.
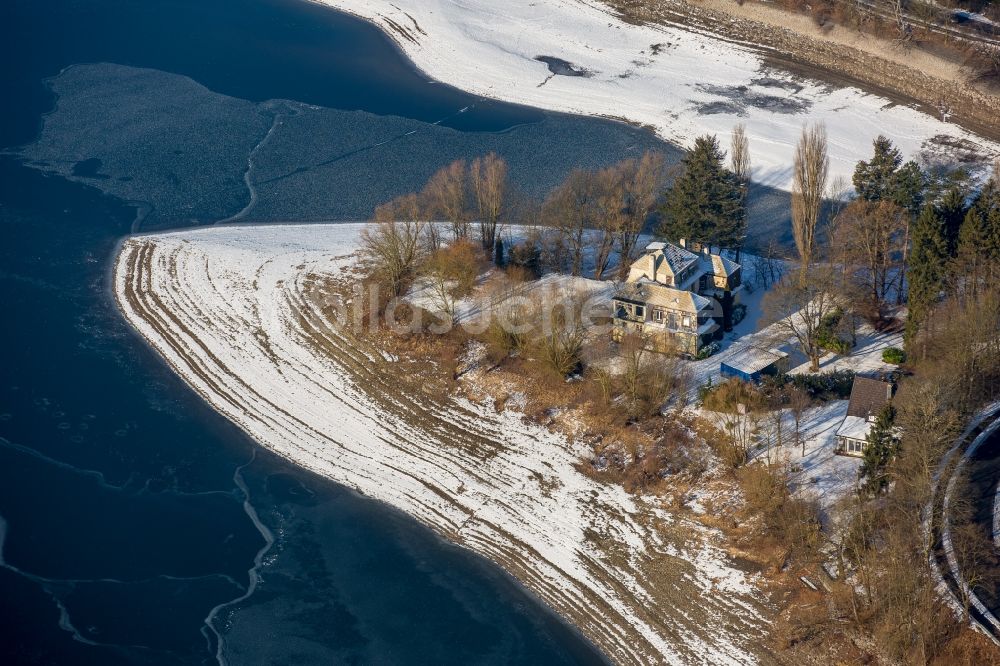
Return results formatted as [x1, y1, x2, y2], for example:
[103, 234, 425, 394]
[113, 224, 771, 666]
[318, 0, 999, 188]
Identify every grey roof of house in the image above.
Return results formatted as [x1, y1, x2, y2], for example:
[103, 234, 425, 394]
[661, 243, 700, 275]
[627, 242, 703, 286]
[614, 280, 713, 313]
[706, 253, 740, 278]
[846, 376, 894, 418]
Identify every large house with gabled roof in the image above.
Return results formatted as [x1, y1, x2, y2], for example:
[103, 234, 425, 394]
[611, 240, 742, 356]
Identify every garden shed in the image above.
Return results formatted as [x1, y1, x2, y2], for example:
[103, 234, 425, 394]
[720, 345, 789, 384]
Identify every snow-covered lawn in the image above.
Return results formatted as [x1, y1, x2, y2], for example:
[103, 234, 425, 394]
[321, 0, 999, 189]
[788, 326, 903, 376]
[697, 399, 860, 518]
[408, 269, 614, 324]
[782, 401, 859, 517]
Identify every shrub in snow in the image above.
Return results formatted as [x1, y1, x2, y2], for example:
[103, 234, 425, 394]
[696, 341, 721, 360]
[731, 303, 747, 326]
[763, 369, 855, 400]
[815, 309, 853, 355]
[881, 347, 905, 364]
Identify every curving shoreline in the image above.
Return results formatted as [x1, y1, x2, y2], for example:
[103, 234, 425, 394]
[315, 0, 1000, 189]
[112, 223, 773, 665]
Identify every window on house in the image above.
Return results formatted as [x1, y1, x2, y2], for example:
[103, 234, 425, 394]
[653, 309, 663, 323]
[634, 305, 644, 318]
[668, 313, 677, 329]
[682, 316, 691, 328]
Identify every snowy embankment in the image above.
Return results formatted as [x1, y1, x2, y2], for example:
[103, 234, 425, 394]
[114, 223, 771, 666]
[318, 0, 999, 189]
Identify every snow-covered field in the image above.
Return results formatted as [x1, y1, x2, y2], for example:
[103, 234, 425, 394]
[114, 223, 772, 665]
[319, 0, 999, 189]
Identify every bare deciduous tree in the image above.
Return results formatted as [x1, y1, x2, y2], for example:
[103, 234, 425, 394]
[592, 165, 625, 280]
[619, 332, 687, 418]
[421, 239, 479, 321]
[470, 152, 508, 253]
[720, 407, 759, 468]
[364, 194, 427, 296]
[788, 386, 811, 457]
[422, 160, 469, 241]
[792, 123, 829, 283]
[763, 265, 840, 371]
[830, 199, 907, 323]
[751, 239, 787, 291]
[893, 380, 959, 508]
[543, 169, 595, 276]
[614, 151, 666, 279]
[535, 292, 588, 376]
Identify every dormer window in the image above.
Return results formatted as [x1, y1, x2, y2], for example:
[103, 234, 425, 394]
[634, 305, 645, 318]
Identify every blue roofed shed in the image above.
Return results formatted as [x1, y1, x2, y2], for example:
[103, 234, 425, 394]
[720, 345, 789, 383]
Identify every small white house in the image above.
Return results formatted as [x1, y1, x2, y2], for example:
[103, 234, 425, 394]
[835, 375, 895, 457]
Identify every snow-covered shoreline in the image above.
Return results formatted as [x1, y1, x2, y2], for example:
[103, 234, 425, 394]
[113, 223, 772, 665]
[317, 0, 998, 189]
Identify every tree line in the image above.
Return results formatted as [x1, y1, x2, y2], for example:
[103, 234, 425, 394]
[363, 123, 767, 298]
[767, 131, 1000, 662]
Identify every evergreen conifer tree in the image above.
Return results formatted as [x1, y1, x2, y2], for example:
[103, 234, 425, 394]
[904, 204, 949, 351]
[939, 185, 968, 254]
[853, 136, 902, 202]
[955, 181, 1000, 295]
[852, 137, 924, 213]
[970, 179, 1000, 261]
[859, 404, 898, 496]
[891, 160, 925, 215]
[657, 135, 743, 249]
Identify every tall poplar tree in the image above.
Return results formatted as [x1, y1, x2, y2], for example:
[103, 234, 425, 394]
[791, 123, 828, 282]
[730, 124, 751, 262]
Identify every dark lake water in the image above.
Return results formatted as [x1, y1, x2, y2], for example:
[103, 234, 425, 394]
[0, 0, 673, 663]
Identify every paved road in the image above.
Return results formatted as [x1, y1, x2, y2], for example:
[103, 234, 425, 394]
[962, 424, 1000, 614]
[931, 409, 1000, 643]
